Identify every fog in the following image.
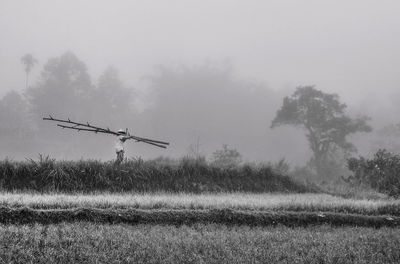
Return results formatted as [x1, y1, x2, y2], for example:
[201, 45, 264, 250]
[0, 0, 399, 167]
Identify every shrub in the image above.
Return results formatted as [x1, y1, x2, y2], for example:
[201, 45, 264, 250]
[347, 149, 400, 197]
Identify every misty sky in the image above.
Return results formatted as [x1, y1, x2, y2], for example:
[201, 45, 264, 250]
[1, 0, 399, 104]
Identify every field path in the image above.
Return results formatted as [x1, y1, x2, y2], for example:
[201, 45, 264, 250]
[0, 207, 399, 227]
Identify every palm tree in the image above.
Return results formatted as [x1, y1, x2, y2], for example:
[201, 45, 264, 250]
[21, 54, 38, 89]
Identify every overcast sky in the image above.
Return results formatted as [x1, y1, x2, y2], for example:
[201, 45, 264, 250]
[1, 0, 399, 104]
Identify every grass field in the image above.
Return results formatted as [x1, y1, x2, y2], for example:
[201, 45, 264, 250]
[1, 223, 399, 264]
[1, 192, 399, 228]
[1, 190, 400, 262]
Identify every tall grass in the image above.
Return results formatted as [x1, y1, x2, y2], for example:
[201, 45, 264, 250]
[0, 156, 311, 193]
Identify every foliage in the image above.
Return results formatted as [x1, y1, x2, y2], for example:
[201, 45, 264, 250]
[347, 149, 400, 197]
[271, 86, 371, 179]
[0, 91, 33, 140]
[0, 156, 309, 193]
[265, 158, 291, 175]
[211, 144, 242, 168]
[93, 66, 135, 127]
[26, 51, 93, 120]
[1, 223, 399, 264]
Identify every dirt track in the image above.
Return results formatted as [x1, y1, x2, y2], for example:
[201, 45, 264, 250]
[0, 207, 399, 227]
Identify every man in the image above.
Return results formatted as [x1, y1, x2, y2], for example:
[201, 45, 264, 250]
[115, 129, 129, 164]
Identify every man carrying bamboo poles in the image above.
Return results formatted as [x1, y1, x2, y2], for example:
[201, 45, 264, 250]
[43, 116, 169, 164]
[115, 129, 129, 165]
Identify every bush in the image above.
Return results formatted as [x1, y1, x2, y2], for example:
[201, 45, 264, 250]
[211, 144, 242, 169]
[347, 149, 400, 197]
[0, 155, 311, 193]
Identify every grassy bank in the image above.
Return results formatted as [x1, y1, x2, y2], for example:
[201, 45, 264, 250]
[1, 223, 399, 264]
[0, 157, 311, 193]
[0, 207, 399, 227]
[1, 193, 399, 216]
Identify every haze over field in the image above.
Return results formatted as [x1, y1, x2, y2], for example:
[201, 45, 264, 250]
[0, 0, 399, 165]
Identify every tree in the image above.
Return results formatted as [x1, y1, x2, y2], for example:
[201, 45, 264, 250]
[24, 52, 98, 158]
[26, 51, 93, 119]
[0, 91, 36, 159]
[0, 91, 32, 139]
[93, 66, 134, 127]
[271, 86, 372, 179]
[21, 54, 38, 89]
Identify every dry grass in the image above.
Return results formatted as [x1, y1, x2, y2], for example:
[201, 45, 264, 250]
[1, 192, 399, 216]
